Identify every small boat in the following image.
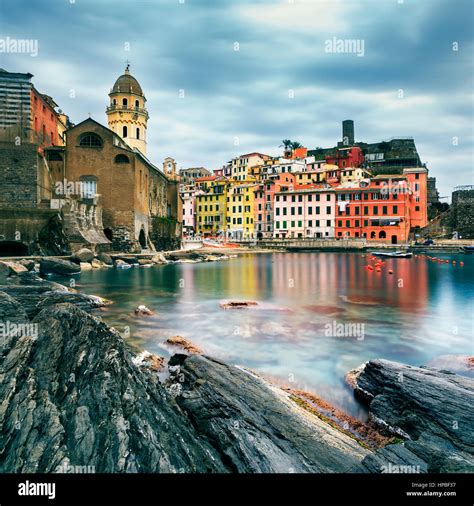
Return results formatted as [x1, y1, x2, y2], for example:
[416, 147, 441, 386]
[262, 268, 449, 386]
[372, 250, 413, 258]
[460, 246, 474, 254]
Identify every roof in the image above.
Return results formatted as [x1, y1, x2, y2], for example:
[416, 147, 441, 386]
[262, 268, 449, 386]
[111, 66, 144, 96]
[195, 176, 218, 182]
[239, 152, 271, 159]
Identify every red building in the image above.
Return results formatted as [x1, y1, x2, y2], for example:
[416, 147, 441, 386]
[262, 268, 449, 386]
[30, 88, 62, 149]
[334, 168, 428, 244]
[326, 146, 364, 169]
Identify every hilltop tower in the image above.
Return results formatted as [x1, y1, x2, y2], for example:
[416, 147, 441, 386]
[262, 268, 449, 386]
[106, 64, 148, 155]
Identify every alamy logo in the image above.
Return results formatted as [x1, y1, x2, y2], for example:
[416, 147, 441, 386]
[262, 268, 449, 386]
[381, 463, 421, 474]
[324, 320, 365, 341]
[325, 37, 365, 57]
[18, 481, 55, 500]
[0, 321, 38, 338]
[0, 37, 38, 57]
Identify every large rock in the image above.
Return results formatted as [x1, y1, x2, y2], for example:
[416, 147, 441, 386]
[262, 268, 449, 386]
[172, 354, 369, 472]
[348, 359, 474, 472]
[40, 258, 81, 276]
[71, 248, 95, 263]
[0, 302, 369, 473]
[97, 253, 113, 265]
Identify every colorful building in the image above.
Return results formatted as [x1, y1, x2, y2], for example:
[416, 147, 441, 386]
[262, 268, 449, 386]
[273, 186, 336, 239]
[226, 182, 256, 239]
[195, 176, 227, 237]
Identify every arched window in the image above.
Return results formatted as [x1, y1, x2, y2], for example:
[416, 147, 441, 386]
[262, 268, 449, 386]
[136, 127, 140, 139]
[112, 98, 117, 105]
[79, 133, 103, 147]
[135, 99, 139, 108]
[122, 126, 128, 138]
[114, 154, 130, 164]
[122, 98, 128, 106]
[370, 231, 376, 239]
[379, 231, 386, 239]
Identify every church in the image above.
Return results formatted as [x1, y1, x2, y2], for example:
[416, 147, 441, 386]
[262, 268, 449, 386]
[46, 65, 182, 252]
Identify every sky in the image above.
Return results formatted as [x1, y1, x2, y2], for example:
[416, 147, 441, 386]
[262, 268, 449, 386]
[0, 0, 472, 198]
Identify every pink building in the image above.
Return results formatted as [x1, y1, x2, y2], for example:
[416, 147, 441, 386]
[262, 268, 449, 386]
[273, 185, 336, 238]
[181, 188, 199, 235]
[254, 173, 294, 239]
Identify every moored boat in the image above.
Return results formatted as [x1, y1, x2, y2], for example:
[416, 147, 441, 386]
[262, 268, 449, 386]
[372, 250, 413, 258]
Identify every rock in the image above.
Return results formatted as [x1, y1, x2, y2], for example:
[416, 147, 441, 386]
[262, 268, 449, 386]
[132, 351, 165, 372]
[348, 359, 474, 472]
[0, 285, 108, 318]
[151, 253, 168, 264]
[0, 261, 28, 275]
[425, 354, 474, 374]
[0, 300, 370, 473]
[91, 259, 102, 269]
[80, 262, 93, 271]
[18, 259, 36, 271]
[138, 259, 153, 266]
[97, 252, 113, 265]
[165, 335, 202, 354]
[40, 258, 81, 276]
[71, 248, 95, 263]
[220, 301, 258, 309]
[134, 305, 153, 316]
[113, 256, 137, 265]
[170, 354, 369, 472]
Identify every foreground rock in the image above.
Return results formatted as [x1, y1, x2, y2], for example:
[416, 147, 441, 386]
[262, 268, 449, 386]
[220, 301, 258, 309]
[348, 359, 474, 472]
[0, 301, 369, 473]
[40, 258, 81, 276]
[71, 248, 95, 263]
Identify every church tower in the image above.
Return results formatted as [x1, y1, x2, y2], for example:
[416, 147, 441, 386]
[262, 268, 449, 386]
[107, 64, 148, 155]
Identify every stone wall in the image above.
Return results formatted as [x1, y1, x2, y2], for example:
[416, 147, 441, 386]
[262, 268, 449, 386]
[441, 189, 474, 238]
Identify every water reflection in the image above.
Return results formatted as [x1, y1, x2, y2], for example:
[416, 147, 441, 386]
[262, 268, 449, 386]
[75, 252, 474, 420]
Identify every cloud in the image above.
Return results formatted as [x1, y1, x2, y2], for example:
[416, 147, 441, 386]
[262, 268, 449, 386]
[0, 0, 472, 196]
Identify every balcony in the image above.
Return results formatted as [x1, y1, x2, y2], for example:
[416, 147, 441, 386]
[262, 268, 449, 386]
[106, 104, 149, 117]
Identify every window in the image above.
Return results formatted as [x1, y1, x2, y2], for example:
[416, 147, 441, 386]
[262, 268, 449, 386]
[338, 220, 342, 227]
[373, 206, 378, 215]
[308, 207, 312, 215]
[316, 195, 320, 201]
[393, 206, 398, 214]
[114, 154, 130, 163]
[316, 206, 320, 214]
[122, 98, 128, 106]
[276, 208, 280, 216]
[123, 126, 128, 138]
[415, 173, 419, 180]
[346, 220, 350, 227]
[298, 195, 303, 202]
[346, 207, 350, 215]
[355, 207, 359, 215]
[364, 220, 368, 226]
[79, 133, 103, 147]
[415, 206, 420, 212]
[135, 99, 139, 107]
[326, 206, 331, 214]
[298, 207, 302, 215]
[382, 206, 388, 215]
[291, 208, 295, 216]
[355, 220, 360, 227]
[136, 128, 140, 140]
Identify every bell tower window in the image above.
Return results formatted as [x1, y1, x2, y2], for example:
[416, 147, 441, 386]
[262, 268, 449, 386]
[136, 127, 140, 140]
[122, 126, 128, 138]
[135, 99, 139, 108]
[122, 98, 128, 107]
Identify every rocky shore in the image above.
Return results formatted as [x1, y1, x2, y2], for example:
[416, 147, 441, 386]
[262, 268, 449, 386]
[0, 261, 473, 473]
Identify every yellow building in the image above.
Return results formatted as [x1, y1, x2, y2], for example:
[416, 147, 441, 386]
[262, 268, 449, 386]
[230, 152, 271, 181]
[195, 177, 227, 237]
[226, 182, 256, 240]
[106, 64, 148, 155]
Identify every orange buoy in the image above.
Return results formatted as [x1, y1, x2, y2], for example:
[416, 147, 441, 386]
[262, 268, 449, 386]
[460, 262, 464, 266]
[376, 268, 381, 272]
[453, 261, 456, 265]
[367, 265, 373, 271]
[445, 260, 449, 263]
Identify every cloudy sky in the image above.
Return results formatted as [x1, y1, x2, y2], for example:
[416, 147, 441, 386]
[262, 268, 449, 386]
[0, 0, 472, 197]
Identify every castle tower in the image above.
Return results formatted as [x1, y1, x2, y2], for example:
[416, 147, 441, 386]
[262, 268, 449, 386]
[106, 64, 148, 154]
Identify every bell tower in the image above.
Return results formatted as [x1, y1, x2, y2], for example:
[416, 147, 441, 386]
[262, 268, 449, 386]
[107, 63, 148, 155]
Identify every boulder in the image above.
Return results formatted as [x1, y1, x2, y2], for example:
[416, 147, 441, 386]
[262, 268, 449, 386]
[151, 253, 168, 264]
[19, 259, 36, 271]
[97, 252, 113, 265]
[165, 335, 202, 354]
[138, 259, 153, 266]
[91, 259, 102, 269]
[134, 305, 153, 316]
[71, 248, 95, 263]
[40, 258, 81, 276]
[220, 301, 258, 309]
[347, 359, 474, 472]
[1, 261, 28, 275]
[80, 262, 93, 271]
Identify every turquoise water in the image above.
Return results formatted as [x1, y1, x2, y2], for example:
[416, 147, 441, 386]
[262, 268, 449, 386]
[70, 252, 474, 419]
